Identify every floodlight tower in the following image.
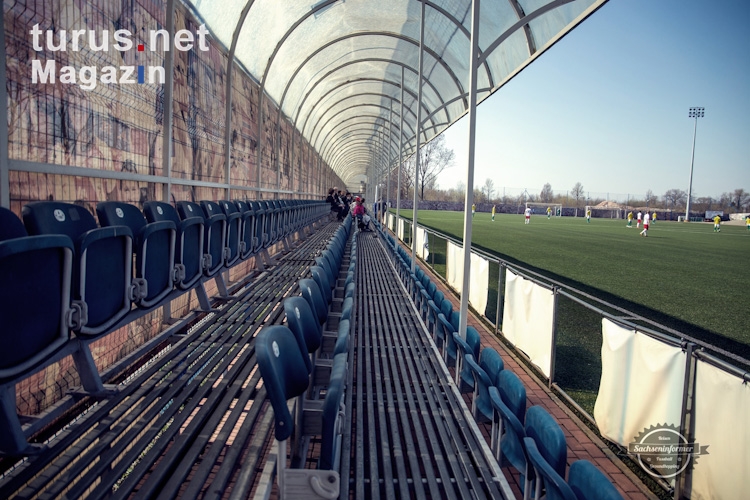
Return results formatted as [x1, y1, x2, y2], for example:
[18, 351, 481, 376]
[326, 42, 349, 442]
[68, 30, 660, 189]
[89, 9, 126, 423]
[685, 107, 704, 222]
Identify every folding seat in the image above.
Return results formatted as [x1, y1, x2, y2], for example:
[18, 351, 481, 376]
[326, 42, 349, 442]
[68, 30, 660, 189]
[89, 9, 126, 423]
[175, 201, 225, 278]
[419, 281, 437, 320]
[234, 200, 255, 260]
[452, 327, 481, 392]
[314, 256, 336, 288]
[427, 290, 445, 336]
[525, 406, 568, 481]
[249, 201, 267, 249]
[96, 202, 176, 308]
[465, 347, 504, 422]
[255, 325, 342, 499]
[310, 266, 333, 306]
[23, 201, 133, 336]
[568, 460, 624, 500]
[299, 278, 329, 330]
[489, 385, 530, 498]
[217, 200, 242, 267]
[0, 209, 79, 453]
[143, 201, 204, 290]
[524, 437, 577, 500]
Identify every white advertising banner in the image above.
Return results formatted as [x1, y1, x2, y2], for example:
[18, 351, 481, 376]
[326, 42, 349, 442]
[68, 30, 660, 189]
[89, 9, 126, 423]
[501, 269, 554, 377]
[415, 226, 429, 260]
[689, 360, 750, 499]
[445, 242, 489, 314]
[593, 319, 686, 447]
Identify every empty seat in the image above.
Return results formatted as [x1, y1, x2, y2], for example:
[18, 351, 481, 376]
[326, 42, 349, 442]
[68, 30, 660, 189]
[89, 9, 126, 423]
[23, 201, 133, 336]
[176, 201, 225, 277]
[524, 437, 577, 500]
[97, 201, 176, 308]
[453, 327, 481, 393]
[466, 347, 504, 422]
[568, 460, 623, 500]
[234, 200, 255, 260]
[217, 200, 242, 267]
[525, 406, 568, 480]
[143, 201, 204, 290]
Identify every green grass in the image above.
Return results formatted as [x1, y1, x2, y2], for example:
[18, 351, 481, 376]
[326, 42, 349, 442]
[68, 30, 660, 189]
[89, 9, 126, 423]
[406, 210, 750, 346]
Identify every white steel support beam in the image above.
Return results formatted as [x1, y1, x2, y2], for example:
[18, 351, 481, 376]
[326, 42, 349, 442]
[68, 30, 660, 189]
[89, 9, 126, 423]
[458, 0, 481, 341]
[411, 0, 425, 274]
[396, 67, 405, 223]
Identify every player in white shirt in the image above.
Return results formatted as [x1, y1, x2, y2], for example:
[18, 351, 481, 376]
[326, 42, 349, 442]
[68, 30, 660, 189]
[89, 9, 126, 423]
[524, 207, 531, 224]
[637, 211, 642, 229]
[640, 212, 650, 237]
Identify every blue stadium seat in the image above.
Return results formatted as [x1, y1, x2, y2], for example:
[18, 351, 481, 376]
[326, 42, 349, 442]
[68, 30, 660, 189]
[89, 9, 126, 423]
[218, 200, 242, 267]
[524, 437, 577, 500]
[525, 406, 568, 480]
[176, 201, 224, 277]
[453, 327, 481, 393]
[489, 386, 530, 498]
[143, 201, 204, 290]
[319, 353, 347, 471]
[23, 201, 133, 336]
[568, 460, 624, 500]
[310, 266, 333, 306]
[0, 206, 27, 240]
[282, 297, 319, 373]
[466, 347, 504, 422]
[96, 201, 176, 308]
[234, 200, 255, 260]
[299, 278, 328, 328]
[497, 370, 527, 423]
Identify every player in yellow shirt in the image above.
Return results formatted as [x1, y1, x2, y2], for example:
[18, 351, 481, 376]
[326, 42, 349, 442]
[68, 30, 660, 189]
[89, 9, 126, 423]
[491, 204, 496, 221]
[546, 207, 551, 219]
[627, 211, 633, 228]
[746, 215, 750, 231]
[652, 211, 657, 225]
[713, 215, 721, 232]
[586, 208, 591, 223]
[472, 203, 476, 219]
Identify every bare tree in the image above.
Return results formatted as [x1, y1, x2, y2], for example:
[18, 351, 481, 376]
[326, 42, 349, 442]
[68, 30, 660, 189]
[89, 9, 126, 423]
[663, 188, 687, 210]
[407, 135, 455, 200]
[695, 196, 713, 213]
[571, 182, 584, 216]
[540, 183, 553, 203]
[645, 189, 658, 207]
[482, 178, 495, 202]
[731, 188, 749, 212]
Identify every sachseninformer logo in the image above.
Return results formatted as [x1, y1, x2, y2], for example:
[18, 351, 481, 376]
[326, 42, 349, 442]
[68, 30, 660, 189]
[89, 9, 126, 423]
[628, 423, 709, 479]
[30, 24, 210, 90]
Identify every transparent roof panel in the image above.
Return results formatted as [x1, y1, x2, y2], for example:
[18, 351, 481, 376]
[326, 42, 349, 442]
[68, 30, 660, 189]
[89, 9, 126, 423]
[188, 0, 607, 182]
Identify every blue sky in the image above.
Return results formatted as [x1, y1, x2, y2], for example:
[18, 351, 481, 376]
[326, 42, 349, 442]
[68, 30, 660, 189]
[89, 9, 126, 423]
[438, 0, 750, 202]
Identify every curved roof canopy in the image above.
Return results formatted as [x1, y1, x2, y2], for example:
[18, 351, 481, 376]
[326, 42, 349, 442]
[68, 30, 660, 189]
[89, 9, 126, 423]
[189, 0, 606, 190]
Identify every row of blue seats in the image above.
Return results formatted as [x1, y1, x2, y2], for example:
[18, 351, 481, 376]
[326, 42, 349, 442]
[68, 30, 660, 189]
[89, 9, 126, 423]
[377, 226, 623, 500]
[257, 216, 356, 499]
[0, 199, 328, 455]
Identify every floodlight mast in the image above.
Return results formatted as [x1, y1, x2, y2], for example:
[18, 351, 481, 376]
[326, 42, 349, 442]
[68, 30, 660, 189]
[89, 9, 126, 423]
[685, 107, 704, 222]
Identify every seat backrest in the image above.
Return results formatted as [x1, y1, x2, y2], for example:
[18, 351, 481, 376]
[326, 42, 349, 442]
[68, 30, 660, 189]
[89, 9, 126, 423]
[22, 201, 97, 240]
[568, 460, 623, 500]
[320, 354, 347, 470]
[497, 370, 527, 423]
[489, 386, 527, 472]
[449, 310, 460, 331]
[431, 290, 444, 311]
[143, 201, 181, 226]
[310, 266, 332, 305]
[0, 234, 73, 379]
[440, 299, 452, 318]
[466, 326, 481, 357]
[314, 256, 335, 286]
[0, 207, 27, 241]
[255, 325, 311, 441]
[176, 201, 205, 222]
[479, 347, 504, 386]
[299, 278, 328, 326]
[282, 297, 318, 372]
[525, 406, 567, 479]
[96, 201, 147, 241]
[523, 437, 577, 500]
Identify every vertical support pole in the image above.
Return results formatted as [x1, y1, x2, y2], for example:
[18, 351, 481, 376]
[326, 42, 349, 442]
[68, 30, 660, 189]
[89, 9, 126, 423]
[495, 263, 503, 335]
[290, 127, 296, 195]
[396, 67, 404, 226]
[0, 4, 9, 208]
[675, 343, 697, 500]
[685, 116, 699, 222]
[458, 0, 481, 341]
[161, 0, 176, 203]
[410, 0, 425, 274]
[386, 101, 392, 223]
[548, 288, 559, 388]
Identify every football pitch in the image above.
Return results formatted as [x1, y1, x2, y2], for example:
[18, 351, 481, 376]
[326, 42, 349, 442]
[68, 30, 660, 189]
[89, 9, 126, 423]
[399, 210, 750, 357]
